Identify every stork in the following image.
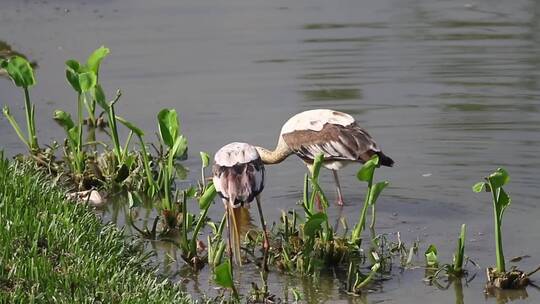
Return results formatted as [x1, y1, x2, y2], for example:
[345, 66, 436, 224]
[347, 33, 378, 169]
[212, 142, 269, 271]
[254, 109, 394, 206]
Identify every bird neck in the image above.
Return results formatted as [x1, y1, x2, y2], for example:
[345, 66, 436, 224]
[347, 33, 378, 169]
[255, 136, 292, 165]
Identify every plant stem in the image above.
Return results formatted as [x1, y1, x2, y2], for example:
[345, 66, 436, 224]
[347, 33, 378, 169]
[137, 135, 156, 195]
[109, 103, 122, 164]
[3, 107, 29, 150]
[370, 200, 376, 231]
[76, 93, 84, 174]
[162, 164, 171, 210]
[454, 224, 466, 274]
[23, 87, 38, 152]
[355, 263, 380, 289]
[351, 179, 372, 243]
[122, 131, 133, 162]
[490, 186, 505, 273]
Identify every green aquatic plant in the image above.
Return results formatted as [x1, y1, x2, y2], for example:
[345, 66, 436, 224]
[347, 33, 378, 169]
[156, 109, 188, 207]
[351, 155, 389, 244]
[346, 252, 381, 295]
[199, 151, 210, 189]
[213, 260, 239, 299]
[472, 168, 534, 289]
[177, 184, 217, 269]
[473, 168, 510, 274]
[66, 46, 109, 127]
[426, 224, 468, 284]
[271, 154, 361, 275]
[116, 115, 158, 195]
[452, 224, 467, 276]
[208, 215, 227, 267]
[302, 153, 329, 216]
[425, 244, 439, 268]
[65, 61, 94, 174]
[95, 86, 124, 164]
[1, 56, 39, 153]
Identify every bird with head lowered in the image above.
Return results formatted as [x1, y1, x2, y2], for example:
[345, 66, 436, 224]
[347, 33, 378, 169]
[212, 142, 269, 271]
[254, 109, 394, 206]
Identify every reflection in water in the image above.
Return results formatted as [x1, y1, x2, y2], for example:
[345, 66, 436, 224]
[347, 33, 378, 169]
[485, 285, 529, 304]
[301, 88, 361, 101]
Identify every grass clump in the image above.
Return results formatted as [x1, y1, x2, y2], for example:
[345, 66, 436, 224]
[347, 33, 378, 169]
[0, 154, 194, 303]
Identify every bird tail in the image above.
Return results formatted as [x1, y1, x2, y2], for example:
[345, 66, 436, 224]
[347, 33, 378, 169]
[377, 152, 395, 167]
[229, 206, 252, 265]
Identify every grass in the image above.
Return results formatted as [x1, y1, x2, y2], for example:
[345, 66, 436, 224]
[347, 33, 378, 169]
[0, 155, 195, 303]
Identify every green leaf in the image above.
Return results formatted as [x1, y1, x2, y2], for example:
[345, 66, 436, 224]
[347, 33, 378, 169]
[357, 155, 379, 182]
[487, 168, 510, 189]
[3, 56, 36, 88]
[472, 182, 486, 193]
[86, 46, 110, 77]
[116, 116, 144, 137]
[453, 224, 466, 270]
[303, 212, 327, 239]
[127, 191, 143, 208]
[368, 181, 389, 205]
[157, 109, 179, 148]
[93, 84, 108, 110]
[167, 135, 188, 173]
[311, 153, 324, 180]
[213, 261, 234, 289]
[175, 135, 188, 159]
[65, 59, 81, 72]
[53, 110, 75, 130]
[200, 151, 210, 168]
[498, 187, 511, 209]
[67, 126, 80, 147]
[199, 184, 216, 210]
[65, 65, 81, 93]
[185, 186, 197, 198]
[424, 244, 438, 267]
[78, 71, 97, 92]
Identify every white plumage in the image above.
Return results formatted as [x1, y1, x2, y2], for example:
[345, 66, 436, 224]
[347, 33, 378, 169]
[280, 109, 355, 133]
[213, 142, 264, 206]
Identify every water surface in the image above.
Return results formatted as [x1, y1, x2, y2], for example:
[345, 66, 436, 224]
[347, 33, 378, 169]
[1, 0, 539, 303]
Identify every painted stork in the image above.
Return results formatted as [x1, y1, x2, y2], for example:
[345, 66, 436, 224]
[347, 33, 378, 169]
[212, 142, 269, 270]
[254, 109, 394, 205]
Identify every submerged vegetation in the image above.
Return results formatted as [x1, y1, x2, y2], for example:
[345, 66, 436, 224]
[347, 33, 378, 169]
[1, 47, 538, 302]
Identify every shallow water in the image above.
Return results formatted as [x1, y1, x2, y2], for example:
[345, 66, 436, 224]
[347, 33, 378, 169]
[1, 0, 540, 302]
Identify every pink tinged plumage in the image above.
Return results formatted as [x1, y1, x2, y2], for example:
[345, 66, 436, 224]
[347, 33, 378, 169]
[212, 142, 269, 270]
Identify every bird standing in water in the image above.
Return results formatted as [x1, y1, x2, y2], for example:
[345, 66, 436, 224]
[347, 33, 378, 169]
[254, 109, 394, 206]
[212, 142, 269, 271]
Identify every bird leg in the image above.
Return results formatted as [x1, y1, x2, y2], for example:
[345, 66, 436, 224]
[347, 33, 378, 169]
[332, 170, 345, 206]
[255, 195, 269, 272]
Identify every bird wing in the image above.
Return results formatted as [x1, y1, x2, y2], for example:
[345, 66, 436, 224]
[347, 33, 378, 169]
[282, 123, 380, 163]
